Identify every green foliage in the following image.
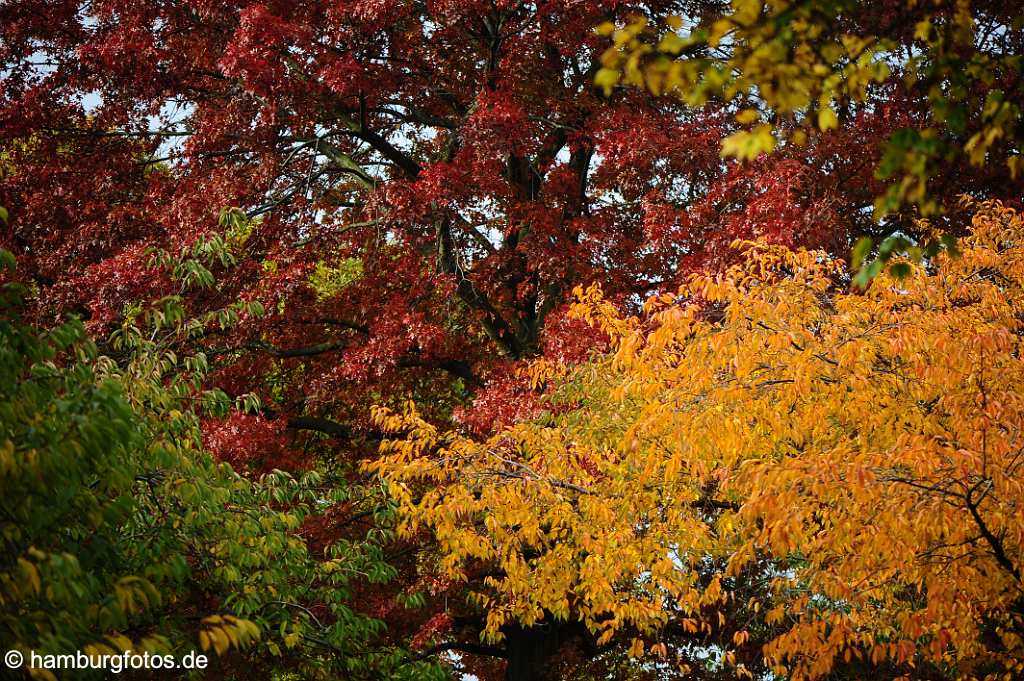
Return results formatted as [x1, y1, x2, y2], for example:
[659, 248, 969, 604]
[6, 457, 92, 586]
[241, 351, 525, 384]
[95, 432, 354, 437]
[850, 229, 961, 289]
[1, 256, 157, 663]
[1, 244, 442, 680]
[219, 206, 258, 250]
[308, 258, 363, 300]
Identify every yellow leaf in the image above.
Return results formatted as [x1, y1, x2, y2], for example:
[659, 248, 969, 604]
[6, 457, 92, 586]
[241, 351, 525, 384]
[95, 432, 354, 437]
[914, 19, 932, 41]
[28, 670, 57, 681]
[595, 68, 621, 96]
[720, 125, 777, 161]
[18, 558, 41, 595]
[735, 108, 761, 124]
[818, 106, 839, 131]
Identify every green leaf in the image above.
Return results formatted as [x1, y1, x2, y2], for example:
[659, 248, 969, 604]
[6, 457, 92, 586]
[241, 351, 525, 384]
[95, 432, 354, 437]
[889, 262, 912, 279]
[0, 249, 15, 272]
[940, 233, 961, 258]
[851, 237, 873, 269]
[852, 258, 884, 289]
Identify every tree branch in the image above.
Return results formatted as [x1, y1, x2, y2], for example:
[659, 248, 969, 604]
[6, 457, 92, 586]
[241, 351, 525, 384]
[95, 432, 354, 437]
[406, 641, 508, 664]
[396, 355, 480, 386]
[435, 218, 527, 357]
[965, 481, 1021, 583]
[286, 415, 383, 442]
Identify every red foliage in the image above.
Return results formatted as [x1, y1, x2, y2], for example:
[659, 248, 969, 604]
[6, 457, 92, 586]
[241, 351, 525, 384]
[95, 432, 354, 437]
[2, 0, 1021, 676]
[409, 612, 455, 650]
[202, 411, 305, 473]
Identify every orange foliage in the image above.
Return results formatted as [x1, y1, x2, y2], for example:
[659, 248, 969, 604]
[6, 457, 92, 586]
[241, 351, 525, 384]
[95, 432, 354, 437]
[369, 199, 1024, 680]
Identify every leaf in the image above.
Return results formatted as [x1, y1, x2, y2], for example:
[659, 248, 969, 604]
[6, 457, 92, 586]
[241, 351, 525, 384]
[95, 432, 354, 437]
[888, 262, 912, 279]
[852, 258, 883, 288]
[18, 558, 41, 595]
[851, 237, 873, 270]
[28, 670, 57, 681]
[940, 233, 961, 258]
[818, 107, 839, 131]
[595, 68, 621, 96]
[735, 108, 761, 124]
[0, 249, 15, 272]
[914, 19, 932, 40]
[720, 125, 777, 161]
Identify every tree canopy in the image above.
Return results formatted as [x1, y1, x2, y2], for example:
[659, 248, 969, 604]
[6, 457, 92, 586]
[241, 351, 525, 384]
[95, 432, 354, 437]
[373, 198, 1024, 680]
[1, 0, 1022, 679]
[1, 247, 438, 679]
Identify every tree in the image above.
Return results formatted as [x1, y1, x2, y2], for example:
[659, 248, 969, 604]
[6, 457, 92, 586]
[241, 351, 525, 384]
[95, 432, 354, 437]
[596, 0, 1024, 276]
[372, 199, 1024, 680]
[0, 246, 438, 680]
[3, 0, 1018, 447]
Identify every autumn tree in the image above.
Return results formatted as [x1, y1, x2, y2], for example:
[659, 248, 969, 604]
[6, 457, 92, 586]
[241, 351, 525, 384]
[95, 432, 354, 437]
[1, 0, 1022, 677]
[1, 243, 440, 680]
[598, 0, 1024, 276]
[373, 199, 1024, 680]
[3, 0, 1019, 453]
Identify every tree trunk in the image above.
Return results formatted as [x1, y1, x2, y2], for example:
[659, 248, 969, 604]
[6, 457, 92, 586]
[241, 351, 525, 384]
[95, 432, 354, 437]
[503, 623, 561, 681]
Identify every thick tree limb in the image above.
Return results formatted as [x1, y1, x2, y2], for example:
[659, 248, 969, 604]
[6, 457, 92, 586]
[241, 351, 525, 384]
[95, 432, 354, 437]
[396, 355, 480, 386]
[286, 415, 385, 442]
[965, 481, 1021, 582]
[287, 416, 354, 439]
[406, 641, 507, 663]
[435, 218, 528, 357]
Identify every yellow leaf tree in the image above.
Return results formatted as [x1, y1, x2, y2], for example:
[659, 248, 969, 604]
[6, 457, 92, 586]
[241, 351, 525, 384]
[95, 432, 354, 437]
[595, 3, 1023, 219]
[369, 199, 1024, 680]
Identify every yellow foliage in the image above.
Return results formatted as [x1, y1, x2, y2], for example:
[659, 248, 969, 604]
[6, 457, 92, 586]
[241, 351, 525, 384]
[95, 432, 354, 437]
[198, 615, 260, 656]
[369, 200, 1024, 678]
[595, 4, 1020, 216]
